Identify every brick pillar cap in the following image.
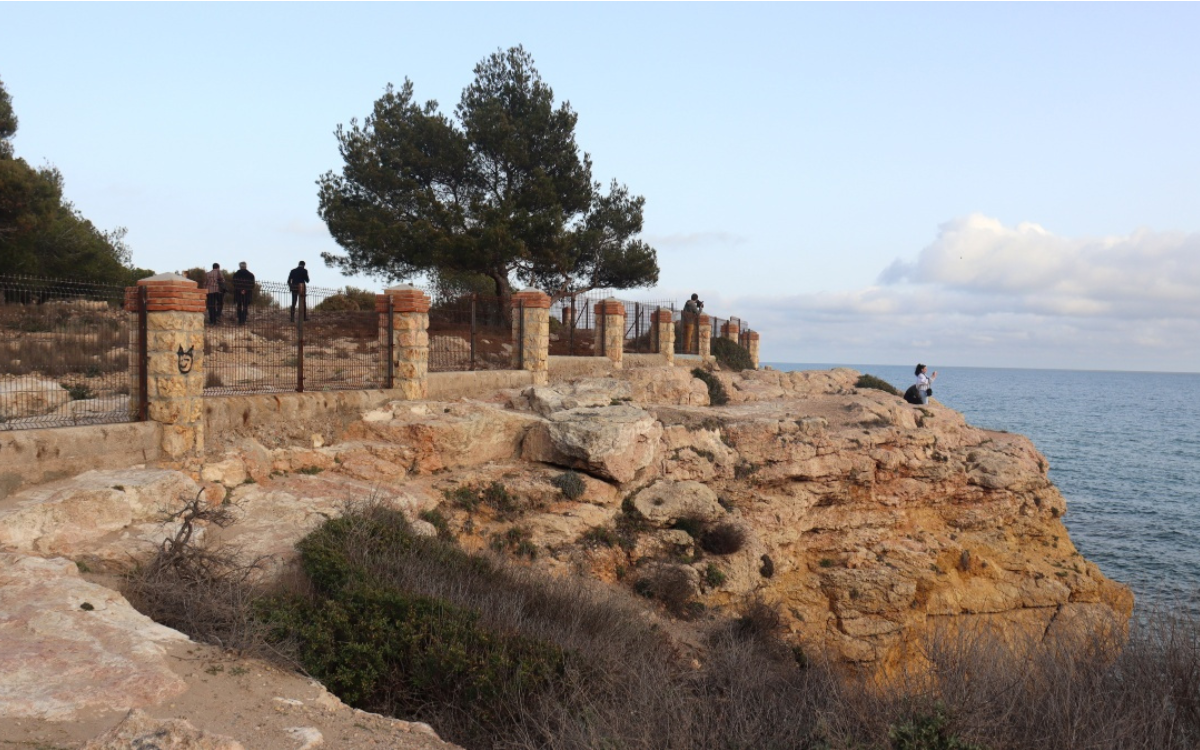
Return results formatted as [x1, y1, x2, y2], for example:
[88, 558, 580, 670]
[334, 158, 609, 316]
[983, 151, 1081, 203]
[385, 284, 423, 293]
[138, 273, 197, 286]
[746, 331, 760, 340]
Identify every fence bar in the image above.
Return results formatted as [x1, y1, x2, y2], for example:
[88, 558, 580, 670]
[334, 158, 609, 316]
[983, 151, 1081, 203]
[386, 294, 395, 389]
[137, 286, 148, 422]
[296, 291, 305, 393]
[470, 294, 477, 371]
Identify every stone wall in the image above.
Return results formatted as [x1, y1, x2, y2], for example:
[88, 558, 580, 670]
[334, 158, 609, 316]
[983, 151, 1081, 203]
[0, 422, 160, 500]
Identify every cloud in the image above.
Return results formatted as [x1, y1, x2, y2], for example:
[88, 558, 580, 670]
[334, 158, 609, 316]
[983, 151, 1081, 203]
[877, 214, 1200, 319]
[644, 230, 748, 249]
[722, 215, 1200, 371]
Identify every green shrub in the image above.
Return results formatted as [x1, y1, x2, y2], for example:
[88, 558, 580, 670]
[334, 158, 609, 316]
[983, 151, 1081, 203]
[670, 515, 706, 539]
[856, 373, 901, 396]
[704, 563, 726, 588]
[313, 286, 376, 312]
[710, 337, 754, 371]
[550, 471, 586, 500]
[889, 703, 987, 750]
[691, 368, 729, 406]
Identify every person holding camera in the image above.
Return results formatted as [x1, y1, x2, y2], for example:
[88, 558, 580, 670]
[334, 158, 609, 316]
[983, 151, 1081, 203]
[682, 293, 704, 354]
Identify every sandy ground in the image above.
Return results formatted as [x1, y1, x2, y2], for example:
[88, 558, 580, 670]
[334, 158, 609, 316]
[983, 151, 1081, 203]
[0, 640, 461, 750]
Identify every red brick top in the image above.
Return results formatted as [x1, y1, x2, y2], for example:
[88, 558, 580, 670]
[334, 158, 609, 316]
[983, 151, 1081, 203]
[511, 290, 551, 309]
[124, 278, 206, 313]
[745, 331, 760, 341]
[697, 314, 711, 326]
[593, 299, 625, 316]
[722, 322, 741, 335]
[376, 288, 431, 314]
[651, 309, 674, 324]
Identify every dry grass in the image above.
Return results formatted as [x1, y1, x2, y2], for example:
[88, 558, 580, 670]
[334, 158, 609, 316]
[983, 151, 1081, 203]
[122, 498, 1200, 750]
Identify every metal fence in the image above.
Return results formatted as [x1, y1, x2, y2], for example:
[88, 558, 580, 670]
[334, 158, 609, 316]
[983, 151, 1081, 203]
[203, 281, 385, 395]
[547, 291, 674, 356]
[427, 292, 520, 372]
[0, 275, 133, 430]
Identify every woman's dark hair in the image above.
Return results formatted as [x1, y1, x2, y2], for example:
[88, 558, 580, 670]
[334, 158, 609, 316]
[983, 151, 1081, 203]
[914, 363, 925, 376]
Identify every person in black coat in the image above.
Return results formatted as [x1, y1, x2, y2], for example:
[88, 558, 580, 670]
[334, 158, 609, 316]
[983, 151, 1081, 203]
[231, 262, 255, 325]
[287, 261, 309, 321]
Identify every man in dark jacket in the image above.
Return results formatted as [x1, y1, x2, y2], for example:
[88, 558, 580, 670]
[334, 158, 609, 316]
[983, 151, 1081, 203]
[231, 261, 255, 325]
[287, 261, 309, 322]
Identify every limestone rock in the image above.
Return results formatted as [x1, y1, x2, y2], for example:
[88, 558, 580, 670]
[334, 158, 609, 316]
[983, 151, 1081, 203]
[522, 404, 662, 484]
[0, 468, 199, 560]
[345, 401, 539, 474]
[0, 554, 188, 721]
[83, 709, 245, 749]
[0, 377, 70, 419]
[632, 480, 724, 526]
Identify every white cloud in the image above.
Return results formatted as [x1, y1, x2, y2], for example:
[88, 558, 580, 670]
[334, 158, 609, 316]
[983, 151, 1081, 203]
[645, 230, 748, 249]
[719, 216, 1200, 372]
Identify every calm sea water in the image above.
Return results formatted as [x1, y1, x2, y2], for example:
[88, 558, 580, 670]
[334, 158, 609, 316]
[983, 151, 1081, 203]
[770, 363, 1200, 614]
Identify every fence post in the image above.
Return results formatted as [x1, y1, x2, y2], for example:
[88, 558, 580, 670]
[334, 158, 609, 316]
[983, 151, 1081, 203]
[296, 300, 305, 393]
[382, 294, 395, 389]
[652, 307, 675, 366]
[745, 330, 761, 370]
[511, 289, 550, 385]
[698, 314, 712, 362]
[123, 273, 206, 464]
[594, 298, 625, 369]
[722, 317, 740, 342]
[376, 285, 430, 400]
[568, 295, 576, 356]
[470, 293, 478, 371]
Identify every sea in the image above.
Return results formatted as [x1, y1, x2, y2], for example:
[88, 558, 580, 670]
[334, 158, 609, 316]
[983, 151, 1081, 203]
[769, 363, 1200, 616]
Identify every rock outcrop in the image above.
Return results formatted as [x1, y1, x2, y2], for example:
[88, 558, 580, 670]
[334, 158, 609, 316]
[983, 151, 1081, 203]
[0, 364, 1132, 745]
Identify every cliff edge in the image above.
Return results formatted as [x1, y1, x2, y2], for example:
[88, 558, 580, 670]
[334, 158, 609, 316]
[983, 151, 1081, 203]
[0, 365, 1132, 746]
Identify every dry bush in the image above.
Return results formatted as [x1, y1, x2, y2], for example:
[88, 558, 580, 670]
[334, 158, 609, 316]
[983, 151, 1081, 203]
[700, 521, 747, 555]
[122, 490, 273, 656]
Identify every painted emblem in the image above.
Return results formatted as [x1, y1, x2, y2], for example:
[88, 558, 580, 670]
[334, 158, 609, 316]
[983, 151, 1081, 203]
[177, 345, 194, 375]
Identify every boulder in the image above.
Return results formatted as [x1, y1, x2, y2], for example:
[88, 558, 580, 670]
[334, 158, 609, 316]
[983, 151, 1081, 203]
[83, 710, 245, 750]
[0, 554, 189, 721]
[632, 480, 724, 526]
[523, 404, 662, 484]
[0, 377, 70, 419]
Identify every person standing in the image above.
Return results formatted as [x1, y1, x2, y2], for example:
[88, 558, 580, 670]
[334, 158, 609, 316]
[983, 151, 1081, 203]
[913, 363, 937, 404]
[682, 293, 703, 354]
[203, 263, 225, 324]
[231, 261, 255, 325]
[287, 260, 309, 322]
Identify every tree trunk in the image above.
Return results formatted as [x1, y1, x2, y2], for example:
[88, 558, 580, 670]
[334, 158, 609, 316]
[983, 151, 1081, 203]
[489, 269, 513, 326]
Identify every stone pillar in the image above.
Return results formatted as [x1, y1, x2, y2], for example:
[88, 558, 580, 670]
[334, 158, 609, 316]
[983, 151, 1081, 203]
[722, 319, 740, 342]
[698, 315, 712, 362]
[124, 273, 206, 463]
[376, 285, 431, 400]
[652, 307, 675, 365]
[745, 331, 760, 370]
[594, 298, 625, 369]
[511, 289, 550, 385]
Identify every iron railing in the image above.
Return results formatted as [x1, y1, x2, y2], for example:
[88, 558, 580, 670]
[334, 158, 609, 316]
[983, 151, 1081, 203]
[427, 292, 520, 372]
[0, 275, 134, 430]
[203, 281, 385, 395]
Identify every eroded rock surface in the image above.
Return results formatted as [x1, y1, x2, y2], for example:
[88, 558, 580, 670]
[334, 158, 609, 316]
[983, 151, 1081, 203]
[0, 364, 1132, 745]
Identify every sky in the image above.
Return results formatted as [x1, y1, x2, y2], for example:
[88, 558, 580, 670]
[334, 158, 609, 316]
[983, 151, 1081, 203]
[2, 3, 1199, 373]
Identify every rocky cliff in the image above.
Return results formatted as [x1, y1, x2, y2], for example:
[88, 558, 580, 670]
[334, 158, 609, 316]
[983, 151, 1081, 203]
[0, 365, 1132, 746]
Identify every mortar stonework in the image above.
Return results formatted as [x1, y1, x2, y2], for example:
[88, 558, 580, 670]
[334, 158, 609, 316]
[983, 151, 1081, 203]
[746, 331, 761, 369]
[377, 286, 431, 400]
[512, 290, 550, 385]
[652, 308, 675, 365]
[698, 315, 712, 361]
[125, 274, 207, 462]
[594, 298, 625, 369]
